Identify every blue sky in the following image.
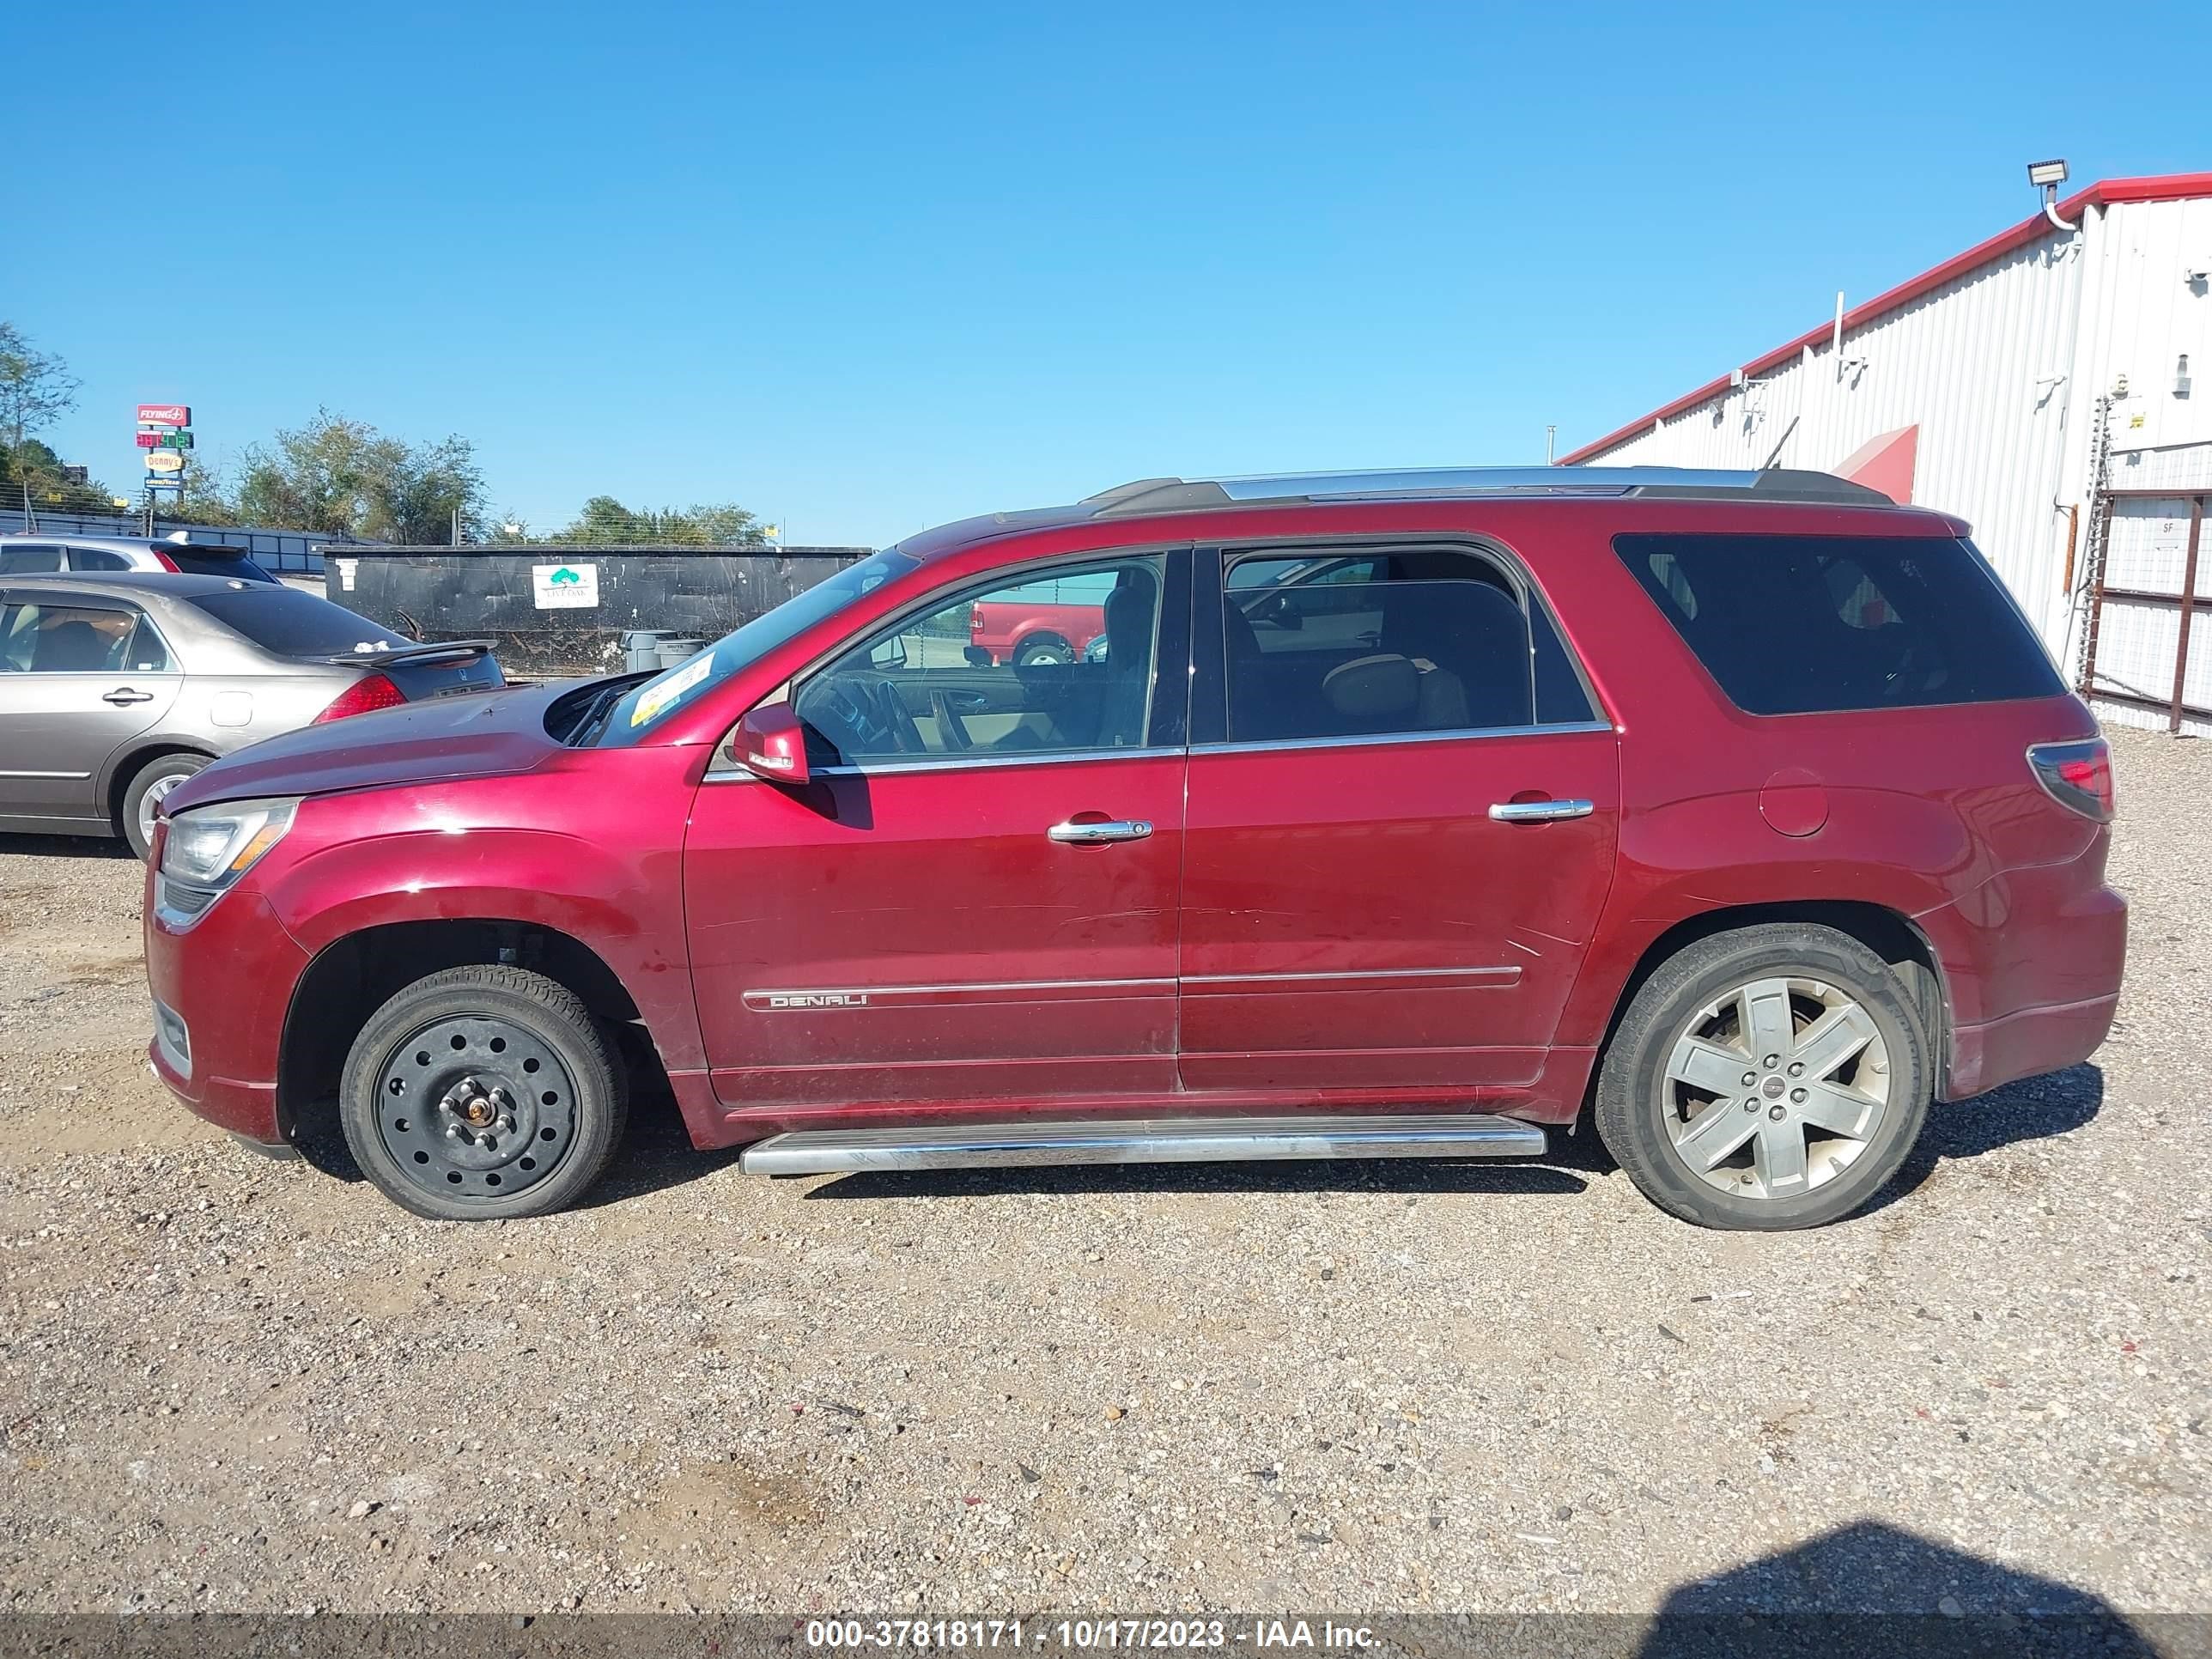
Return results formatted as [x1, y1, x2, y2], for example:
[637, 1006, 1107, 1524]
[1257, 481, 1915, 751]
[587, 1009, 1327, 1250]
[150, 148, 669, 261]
[15, 2, 2208, 548]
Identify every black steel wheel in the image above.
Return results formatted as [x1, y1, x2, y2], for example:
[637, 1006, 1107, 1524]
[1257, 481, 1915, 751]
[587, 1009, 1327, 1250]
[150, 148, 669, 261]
[339, 966, 627, 1220]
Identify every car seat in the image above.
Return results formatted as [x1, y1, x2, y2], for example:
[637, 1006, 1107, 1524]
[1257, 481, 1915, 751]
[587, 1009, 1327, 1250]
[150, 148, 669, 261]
[33, 619, 110, 673]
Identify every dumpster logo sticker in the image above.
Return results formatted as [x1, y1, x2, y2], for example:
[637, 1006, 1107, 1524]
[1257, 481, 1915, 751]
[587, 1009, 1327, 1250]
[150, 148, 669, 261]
[532, 562, 600, 610]
[629, 651, 714, 727]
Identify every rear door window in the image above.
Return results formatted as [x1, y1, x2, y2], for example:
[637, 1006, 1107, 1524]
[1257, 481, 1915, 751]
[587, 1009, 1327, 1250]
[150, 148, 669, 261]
[0, 544, 64, 575]
[1216, 544, 1594, 742]
[0, 602, 137, 672]
[1614, 532, 2064, 714]
[67, 547, 134, 572]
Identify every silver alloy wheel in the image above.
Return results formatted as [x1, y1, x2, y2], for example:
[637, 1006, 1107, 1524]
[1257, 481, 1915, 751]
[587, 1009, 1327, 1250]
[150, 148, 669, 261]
[1659, 975, 1891, 1201]
[137, 770, 190, 847]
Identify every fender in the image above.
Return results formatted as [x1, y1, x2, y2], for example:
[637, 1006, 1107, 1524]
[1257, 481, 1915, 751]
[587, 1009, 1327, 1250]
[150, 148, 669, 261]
[1555, 786, 1966, 1048]
[259, 820, 707, 1073]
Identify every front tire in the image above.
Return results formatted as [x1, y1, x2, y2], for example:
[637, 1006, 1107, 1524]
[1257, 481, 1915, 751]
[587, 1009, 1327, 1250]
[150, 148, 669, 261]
[121, 752, 209, 860]
[339, 966, 628, 1220]
[1594, 924, 1931, 1231]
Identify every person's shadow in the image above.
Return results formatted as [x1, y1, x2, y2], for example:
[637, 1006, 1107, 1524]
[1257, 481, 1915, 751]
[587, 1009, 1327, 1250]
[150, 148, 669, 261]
[1633, 1518, 2166, 1657]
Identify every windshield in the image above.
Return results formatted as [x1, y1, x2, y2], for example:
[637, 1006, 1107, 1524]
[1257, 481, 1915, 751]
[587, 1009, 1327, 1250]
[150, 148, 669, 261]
[587, 549, 919, 746]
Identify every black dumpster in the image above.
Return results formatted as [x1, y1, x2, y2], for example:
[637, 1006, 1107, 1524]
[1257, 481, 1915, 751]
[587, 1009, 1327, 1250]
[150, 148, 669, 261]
[321, 544, 873, 678]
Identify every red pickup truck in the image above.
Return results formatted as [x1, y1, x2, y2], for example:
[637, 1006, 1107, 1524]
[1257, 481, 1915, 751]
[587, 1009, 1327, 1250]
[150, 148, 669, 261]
[966, 572, 1115, 665]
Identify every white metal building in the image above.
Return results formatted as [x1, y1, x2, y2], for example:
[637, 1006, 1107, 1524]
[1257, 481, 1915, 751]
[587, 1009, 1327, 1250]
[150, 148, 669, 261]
[1561, 170, 2212, 737]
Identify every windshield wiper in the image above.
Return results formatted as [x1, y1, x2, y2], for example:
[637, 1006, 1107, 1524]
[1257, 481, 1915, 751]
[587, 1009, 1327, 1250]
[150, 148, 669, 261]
[567, 678, 637, 747]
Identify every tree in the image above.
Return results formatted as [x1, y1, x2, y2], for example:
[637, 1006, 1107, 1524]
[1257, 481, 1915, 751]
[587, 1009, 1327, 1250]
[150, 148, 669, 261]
[231, 410, 489, 542]
[0, 322, 79, 449]
[2, 435, 118, 516]
[548, 495, 767, 546]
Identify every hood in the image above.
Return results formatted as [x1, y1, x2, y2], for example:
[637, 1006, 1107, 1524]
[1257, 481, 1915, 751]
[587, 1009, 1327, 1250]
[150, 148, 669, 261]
[166, 682, 573, 816]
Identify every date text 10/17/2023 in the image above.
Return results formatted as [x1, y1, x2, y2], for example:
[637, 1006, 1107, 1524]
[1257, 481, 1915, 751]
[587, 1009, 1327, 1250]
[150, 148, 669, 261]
[805, 1622, 1376, 1651]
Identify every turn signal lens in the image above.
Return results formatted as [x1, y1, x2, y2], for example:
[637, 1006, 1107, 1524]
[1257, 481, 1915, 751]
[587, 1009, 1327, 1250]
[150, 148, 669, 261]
[314, 672, 404, 723]
[2027, 738, 2115, 822]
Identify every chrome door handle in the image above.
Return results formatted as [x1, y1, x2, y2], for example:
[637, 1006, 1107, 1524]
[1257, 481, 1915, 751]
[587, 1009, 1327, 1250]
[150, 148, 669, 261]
[1048, 818, 1154, 845]
[102, 688, 155, 706]
[1487, 798, 1595, 823]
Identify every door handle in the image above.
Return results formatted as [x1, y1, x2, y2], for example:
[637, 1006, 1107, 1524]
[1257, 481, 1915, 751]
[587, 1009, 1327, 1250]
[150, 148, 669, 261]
[102, 688, 155, 706]
[1048, 818, 1154, 845]
[1487, 798, 1595, 823]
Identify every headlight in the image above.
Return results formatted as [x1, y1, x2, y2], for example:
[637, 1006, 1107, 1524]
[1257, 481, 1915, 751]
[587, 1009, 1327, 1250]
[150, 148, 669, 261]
[155, 796, 299, 927]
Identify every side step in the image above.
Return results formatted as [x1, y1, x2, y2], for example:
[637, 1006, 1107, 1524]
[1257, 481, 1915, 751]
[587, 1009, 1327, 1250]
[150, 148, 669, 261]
[738, 1113, 1547, 1176]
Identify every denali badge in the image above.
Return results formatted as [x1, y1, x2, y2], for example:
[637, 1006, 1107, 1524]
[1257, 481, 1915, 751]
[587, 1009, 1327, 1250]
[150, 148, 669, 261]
[765, 992, 870, 1009]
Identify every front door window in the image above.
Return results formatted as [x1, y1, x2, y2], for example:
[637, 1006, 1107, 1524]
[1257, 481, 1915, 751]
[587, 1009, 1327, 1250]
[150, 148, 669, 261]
[792, 554, 1171, 764]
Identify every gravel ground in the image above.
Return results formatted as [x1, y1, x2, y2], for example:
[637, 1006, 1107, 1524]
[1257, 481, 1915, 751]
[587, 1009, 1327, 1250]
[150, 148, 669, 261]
[0, 728, 2205, 1625]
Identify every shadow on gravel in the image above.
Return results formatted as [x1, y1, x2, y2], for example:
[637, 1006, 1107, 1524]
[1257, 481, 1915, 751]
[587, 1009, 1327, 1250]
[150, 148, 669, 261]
[1636, 1517, 2166, 1657]
[1859, 1062, 2106, 1218]
[290, 1059, 2106, 1216]
[0, 831, 133, 860]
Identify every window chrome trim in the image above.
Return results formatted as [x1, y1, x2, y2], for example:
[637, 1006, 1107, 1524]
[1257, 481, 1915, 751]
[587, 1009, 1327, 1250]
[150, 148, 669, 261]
[705, 721, 1613, 779]
[1189, 720, 1613, 759]
[707, 743, 1184, 781]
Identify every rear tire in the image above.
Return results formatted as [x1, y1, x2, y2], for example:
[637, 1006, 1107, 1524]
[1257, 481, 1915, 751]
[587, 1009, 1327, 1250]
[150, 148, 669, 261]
[1014, 635, 1073, 668]
[338, 966, 628, 1221]
[121, 752, 209, 860]
[1594, 924, 1931, 1231]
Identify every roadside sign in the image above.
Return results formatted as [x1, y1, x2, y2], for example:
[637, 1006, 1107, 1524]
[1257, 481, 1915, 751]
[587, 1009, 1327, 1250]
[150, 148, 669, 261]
[144, 478, 182, 492]
[137, 404, 191, 427]
[145, 451, 186, 473]
[532, 562, 600, 609]
[135, 431, 193, 449]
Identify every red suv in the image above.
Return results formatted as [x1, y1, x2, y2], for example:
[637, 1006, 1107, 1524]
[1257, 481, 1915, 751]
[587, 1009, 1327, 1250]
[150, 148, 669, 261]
[144, 467, 2126, 1231]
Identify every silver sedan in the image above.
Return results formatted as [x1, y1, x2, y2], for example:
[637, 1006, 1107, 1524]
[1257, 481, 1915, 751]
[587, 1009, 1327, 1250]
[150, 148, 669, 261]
[0, 573, 500, 857]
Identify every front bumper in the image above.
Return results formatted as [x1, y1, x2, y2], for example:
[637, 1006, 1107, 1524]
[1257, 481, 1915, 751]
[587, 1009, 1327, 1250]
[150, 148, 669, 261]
[144, 881, 311, 1146]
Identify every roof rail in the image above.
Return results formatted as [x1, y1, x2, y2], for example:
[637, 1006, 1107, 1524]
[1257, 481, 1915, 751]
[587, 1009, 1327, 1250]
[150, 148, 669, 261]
[1082, 465, 1889, 516]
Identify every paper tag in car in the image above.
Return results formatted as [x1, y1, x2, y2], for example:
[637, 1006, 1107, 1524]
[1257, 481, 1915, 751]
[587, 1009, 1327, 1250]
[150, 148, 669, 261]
[629, 652, 714, 726]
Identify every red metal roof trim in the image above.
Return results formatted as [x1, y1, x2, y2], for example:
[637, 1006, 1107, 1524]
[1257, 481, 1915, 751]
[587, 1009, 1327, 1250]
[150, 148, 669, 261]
[1558, 173, 2212, 466]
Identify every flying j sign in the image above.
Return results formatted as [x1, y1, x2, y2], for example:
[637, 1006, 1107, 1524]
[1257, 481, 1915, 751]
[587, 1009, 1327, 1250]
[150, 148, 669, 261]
[136, 404, 191, 427]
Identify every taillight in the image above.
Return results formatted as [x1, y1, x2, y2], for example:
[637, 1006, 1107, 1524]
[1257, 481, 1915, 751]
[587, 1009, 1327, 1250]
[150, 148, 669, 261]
[2027, 738, 2115, 822]
[313, 672, 405, 723]
[152, 550, 181, 572]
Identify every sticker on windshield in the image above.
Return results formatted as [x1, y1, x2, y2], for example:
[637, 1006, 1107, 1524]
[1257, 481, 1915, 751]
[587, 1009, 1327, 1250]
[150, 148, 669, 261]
[629, 652, 714, 726]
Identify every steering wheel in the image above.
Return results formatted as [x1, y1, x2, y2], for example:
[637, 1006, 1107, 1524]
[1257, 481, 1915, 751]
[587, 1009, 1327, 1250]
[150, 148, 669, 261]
[930, 688, 973, 752]
[800, 676, 892, 758]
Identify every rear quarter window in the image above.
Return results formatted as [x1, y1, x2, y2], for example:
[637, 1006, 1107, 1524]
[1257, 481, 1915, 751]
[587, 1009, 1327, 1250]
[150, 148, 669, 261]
[1613, 532, 2063, 714]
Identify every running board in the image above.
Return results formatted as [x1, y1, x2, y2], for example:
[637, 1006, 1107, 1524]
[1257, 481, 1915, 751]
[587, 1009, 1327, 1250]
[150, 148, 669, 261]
[738, 1113, 1547, 1176]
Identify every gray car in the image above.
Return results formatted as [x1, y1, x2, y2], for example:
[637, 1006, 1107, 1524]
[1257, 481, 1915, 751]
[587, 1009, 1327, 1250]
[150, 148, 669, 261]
[0, 532, 279, 583]
[0, 573, 501, 857]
